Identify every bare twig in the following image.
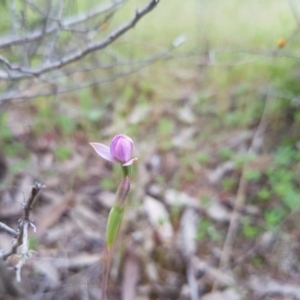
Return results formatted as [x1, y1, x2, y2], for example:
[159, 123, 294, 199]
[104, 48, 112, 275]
[3, 46, 300, 106]
[23, 182, 43, 221]
[20, 1, 30, 67]
[2, 46, 300, 82]
[0, 222, 18, 237]
[0, 0, 125, 49]
[1, 0, 299, 107]
[0, 182, 44, 274]
[1, 221, 25, 261]
[43, 0, 65, 64]
[0, 0, 160, 81]
[0, 46, 170, 104]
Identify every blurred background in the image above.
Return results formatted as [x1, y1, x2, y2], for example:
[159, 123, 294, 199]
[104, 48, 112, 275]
[1, 0, 300, 299]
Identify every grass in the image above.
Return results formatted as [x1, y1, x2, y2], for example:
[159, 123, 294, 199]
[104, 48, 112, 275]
[116, 0, 293, 49]
[94, 0, 297, 134]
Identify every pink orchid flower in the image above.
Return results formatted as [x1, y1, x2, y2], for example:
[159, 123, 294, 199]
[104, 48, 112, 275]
[90, 134, 137, 166]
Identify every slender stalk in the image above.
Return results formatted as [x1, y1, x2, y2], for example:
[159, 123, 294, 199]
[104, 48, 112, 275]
[101, 176, 130, 299]
[101, 233, 118, 299]
[101, 246, 110, 300]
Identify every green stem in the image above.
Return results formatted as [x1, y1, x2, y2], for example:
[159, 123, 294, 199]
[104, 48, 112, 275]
[122, 165, 131, 177]
[101, 173, 130, 299]
[106, 206, 124, 248]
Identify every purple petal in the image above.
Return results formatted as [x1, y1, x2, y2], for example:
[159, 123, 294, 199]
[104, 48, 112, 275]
[90, 143, 118, 163]
[110, 135, 122, 159]
[110, 134, 134, 163]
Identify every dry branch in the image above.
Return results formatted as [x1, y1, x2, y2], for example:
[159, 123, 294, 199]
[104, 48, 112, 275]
[0, 1, 124, 49]
[0, 182, 44, 282]
[0, 0, 160, 81]
[0, 222, 18, 237]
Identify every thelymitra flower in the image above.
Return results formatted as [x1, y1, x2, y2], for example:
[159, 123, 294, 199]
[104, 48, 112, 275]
[90, 134, 137, 166]
[90, 134, 138, 299]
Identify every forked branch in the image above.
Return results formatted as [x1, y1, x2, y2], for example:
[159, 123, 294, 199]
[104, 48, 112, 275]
[0, 0, 160, 81]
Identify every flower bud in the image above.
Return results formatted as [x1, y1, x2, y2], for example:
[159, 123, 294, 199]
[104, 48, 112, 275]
[90, 134, 137, 166]
[110, 134, 134, 163]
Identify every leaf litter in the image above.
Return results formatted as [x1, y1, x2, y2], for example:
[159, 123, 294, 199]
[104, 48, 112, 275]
[0, 81, 300, 300]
